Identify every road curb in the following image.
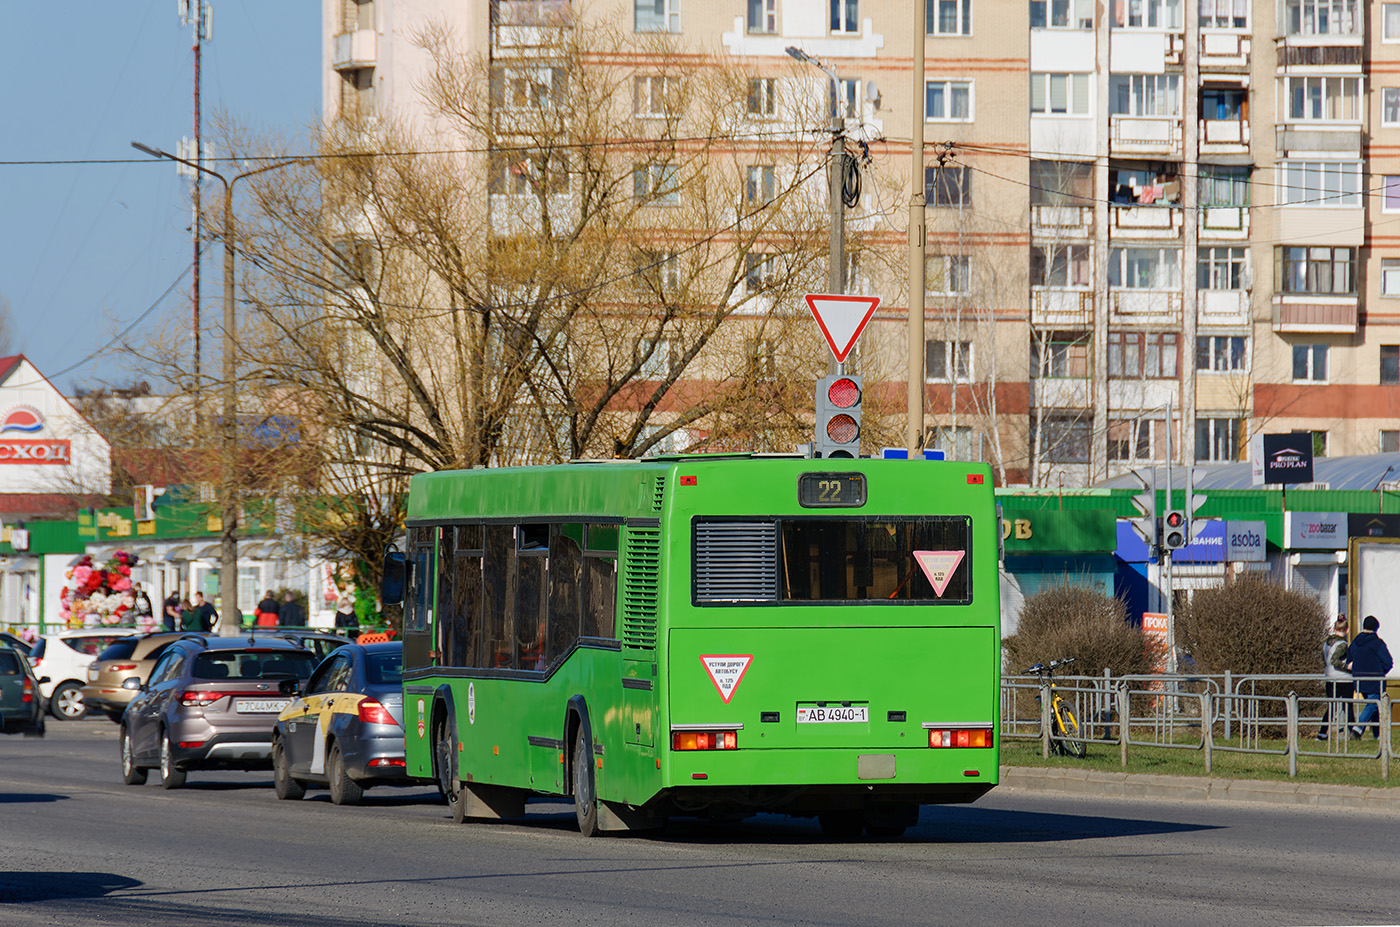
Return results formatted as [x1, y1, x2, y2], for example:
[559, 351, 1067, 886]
[999, 765, 1400, 813]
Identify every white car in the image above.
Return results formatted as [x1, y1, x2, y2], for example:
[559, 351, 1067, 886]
[29, 630, 139, 720]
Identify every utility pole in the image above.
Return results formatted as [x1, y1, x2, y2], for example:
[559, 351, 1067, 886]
[179, 0, 212, 411]
[907, 3, 926, 454]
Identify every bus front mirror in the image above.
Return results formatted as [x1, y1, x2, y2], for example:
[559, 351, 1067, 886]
[381, 549, 407, 605]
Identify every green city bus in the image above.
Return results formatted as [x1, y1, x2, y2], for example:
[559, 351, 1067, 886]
[387, 454, 1000, 837]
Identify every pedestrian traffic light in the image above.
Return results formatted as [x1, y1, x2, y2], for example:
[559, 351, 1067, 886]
[1163, 510, 1188, 550]
[815, 374, 862, 458]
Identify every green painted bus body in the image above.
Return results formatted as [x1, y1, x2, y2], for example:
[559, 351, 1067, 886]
[400, 455, 1000, 821]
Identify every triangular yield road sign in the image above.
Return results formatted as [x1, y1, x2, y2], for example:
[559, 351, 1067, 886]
[805, 294, 881, 363]
[700, 654, 753, 703]
[913, 550, 965, 598]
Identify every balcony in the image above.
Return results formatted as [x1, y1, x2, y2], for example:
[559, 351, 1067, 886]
[492, 0, 573, 49]
[1110, 116, 1182, 158]
[1109, 30, 1186, 71]
[1031, 204, 1093, 239]
[1275, 126, 1361, 158]
[332, 30, 376, 71]
[1272, 295, 1358, 333]
[1198, 206, 1249, 240]
[1111, 205, 1184, 240]
[1033, 377, 1093, 409]
[1197, 289, 1250, 327]
[1110, 289, 1183, 326]
[1199, 32, 1250, 69]
[1200, 118, 1249, 155]
[1031, 288, 1094, 327]
[1275, 38, 1362, 69]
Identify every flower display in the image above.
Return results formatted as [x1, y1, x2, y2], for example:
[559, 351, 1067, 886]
[61, 550, 142, 629]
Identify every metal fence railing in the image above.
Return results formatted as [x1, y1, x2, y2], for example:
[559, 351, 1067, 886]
[999, 672, 1395, 780]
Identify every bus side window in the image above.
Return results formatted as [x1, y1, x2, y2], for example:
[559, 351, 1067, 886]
[483, 525, 516, 669]
[451, 527, 483, 668]
[582, 522, 617, 640]
[516, 525, 548, 670]
[547, 526, 584, 664]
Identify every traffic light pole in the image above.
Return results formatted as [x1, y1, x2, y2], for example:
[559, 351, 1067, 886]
[1164, 398, 1176, 675]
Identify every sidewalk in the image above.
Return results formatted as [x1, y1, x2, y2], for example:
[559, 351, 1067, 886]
[1001, 765, 1400, 813]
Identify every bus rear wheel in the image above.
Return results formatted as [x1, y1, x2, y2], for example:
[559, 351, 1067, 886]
[436, 720, 466, 824]
[573, 734, 600, 838]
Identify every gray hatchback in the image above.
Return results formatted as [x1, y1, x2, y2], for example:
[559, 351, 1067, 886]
[120, 637, 319, 788]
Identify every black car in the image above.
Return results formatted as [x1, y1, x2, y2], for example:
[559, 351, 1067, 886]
[0, 631, 33, 658]
[272, 642, 410, 804]
[121, 637, 319, 788]
[0, 643, 46, 736]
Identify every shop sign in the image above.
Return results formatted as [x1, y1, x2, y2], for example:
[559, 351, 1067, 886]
[1252, 433, 1315, 485]
[1225, 521, 1267, 562]
[0, 439, 71, 464]
[1001, 509, 1116, 554]
[1171, 519, 1225, 563]
[1347, 513, 1400, 539]
[1285, 511, 1346, 549]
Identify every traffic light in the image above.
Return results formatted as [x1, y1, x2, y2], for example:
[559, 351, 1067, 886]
[815, 374, 862, 458]
[1129, 470, 1157, 558]
[1184, 465, 1207, 545]
[1163, 510, 1188, 550]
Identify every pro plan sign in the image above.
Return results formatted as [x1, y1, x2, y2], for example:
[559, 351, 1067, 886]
[1252, 433, 1315, 485]
[0, 406, 69, 465]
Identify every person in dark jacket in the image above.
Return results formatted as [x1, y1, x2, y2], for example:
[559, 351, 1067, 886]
[1348, 615, 1394, 739]
[333, 596, 360, 641]
[278, 591, 305, 629]
[191, 591, 218, 633]
[255, 590, 281, 627]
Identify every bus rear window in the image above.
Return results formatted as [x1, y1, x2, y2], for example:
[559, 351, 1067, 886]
[694, 517, 971, 605]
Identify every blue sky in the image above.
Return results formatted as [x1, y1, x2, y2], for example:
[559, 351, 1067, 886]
[1, 2, 321, 393]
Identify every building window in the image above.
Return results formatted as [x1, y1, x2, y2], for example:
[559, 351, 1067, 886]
[633, 163, 678, 204]
[1284, 0, 1360, 36]
[1387, 3, 1400, 40]
[1382, 345, 1400, 384]
[1112, 0, 1182, 27]
[1110, 75, 1181, 117]
[489, 151, 569, 195]
[926, 340, 973, 381]
[1382, 429, 1400, 453]
[1385, 90, 1400, 127]
[1030, 73, 1090, 116]
[339, 68, 375, 121]
[1035, 331, 1091, 377]
[1031, 245, 1091, 287]
[837, 78, 863, 120]
[1277, 246, 1356, 294]
[745, 165, 777, 205]
[925, 166, 971, 206]
[1292, 344, 1329, 382]
[1383, 259, 1400, 297]
[1196, 417, 1243, 462]
[1108, 332, 1179, 378]
[1196, 335, 1248, 372]
[747, 77, 777, 117]
[1384, 176, 1400, 213]
[748, 0, 777, 33]
[1030, 0, 1094, 28]
[490, 66, 569, 112]
[744, 253, 778, 293]
[637, 337, 676, 380]
[1198, 247, 1247, 289]
[1108, 247, 1181, 289]
[927, 425, 979, 460]
[1202, 86, 1246, 122]
[634, 0, 680, 32]
[927, 0, 972, 34]
[831, 0, 860, 33]
[633, 75, 675, 117]
[1281, 77, 1362, 122]
[1293, 429, 1328, 458]
[1038, 414, 1090, 463]
[1029, 160, 1093, 205]
[925, 255, 971, 294]
[925, 80, 973, 121]
[1200, 0, 1247, 27]
[634, 250, 680, 294]
[1108, 419, 1169, 462]
[1199, 166, 1250, 207]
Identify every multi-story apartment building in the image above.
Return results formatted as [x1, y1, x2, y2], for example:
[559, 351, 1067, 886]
[321, 0, 1400, 485]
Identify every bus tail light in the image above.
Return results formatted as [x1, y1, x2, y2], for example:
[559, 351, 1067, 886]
[671, 731, 738, 751]
[927, 728, 992, 748]
[359, 699, 397, 726]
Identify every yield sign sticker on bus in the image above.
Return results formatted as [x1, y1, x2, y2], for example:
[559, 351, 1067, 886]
[804, 294, 881, 363]
[914, 550, 965, 598]
[700, 655, 753, 703]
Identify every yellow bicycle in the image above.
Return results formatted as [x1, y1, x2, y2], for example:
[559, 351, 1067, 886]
[1024, 658, 1087, 758]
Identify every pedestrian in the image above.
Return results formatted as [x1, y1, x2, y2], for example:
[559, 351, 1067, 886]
[163, 591, 181, 632]
[132, 583, 153, 621]
[255, 589, 280, 628]
[179, 597, 199, 632]
[1317, 616, 1353, 740]
[278, 591, 305, 629]
[1348, 615, 1394, 740]
[333, 595, 360, 641]
[191, 591, 219, 633]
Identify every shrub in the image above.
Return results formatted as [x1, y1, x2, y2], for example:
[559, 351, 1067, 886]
[1003, 583, 1163, 677]
[1176, 573, 1326, 692]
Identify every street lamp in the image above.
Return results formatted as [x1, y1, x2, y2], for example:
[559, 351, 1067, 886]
[786, 45, 846, 377]
[132, 140, 300, 634]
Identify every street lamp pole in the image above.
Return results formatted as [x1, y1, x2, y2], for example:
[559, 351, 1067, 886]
[132, 141, 299, 634]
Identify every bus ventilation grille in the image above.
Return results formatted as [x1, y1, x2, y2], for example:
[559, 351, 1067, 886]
[652, 476, 666, 513]
[621, 526, 661, 650]
[693, 521, 778, 603]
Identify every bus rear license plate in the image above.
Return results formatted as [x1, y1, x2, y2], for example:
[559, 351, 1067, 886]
[796, 706, 868, 724]
[236, 699, 290, 714]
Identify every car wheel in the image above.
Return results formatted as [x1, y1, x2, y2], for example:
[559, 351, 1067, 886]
[159, 731, 186, 789]
[273, 736, 305, 801]
[50, 682, 87, 721]
[573, 733, 600, 838]
[327, 742, 363, 806]
[121, 726, 147, 785]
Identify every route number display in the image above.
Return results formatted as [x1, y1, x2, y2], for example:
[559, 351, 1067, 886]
[798, 472, 866, 508]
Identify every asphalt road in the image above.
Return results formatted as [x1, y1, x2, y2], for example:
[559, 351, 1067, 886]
[2, 723, 1397, 927]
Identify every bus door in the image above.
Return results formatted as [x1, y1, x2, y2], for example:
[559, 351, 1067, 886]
[404, 534, 435, 670]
